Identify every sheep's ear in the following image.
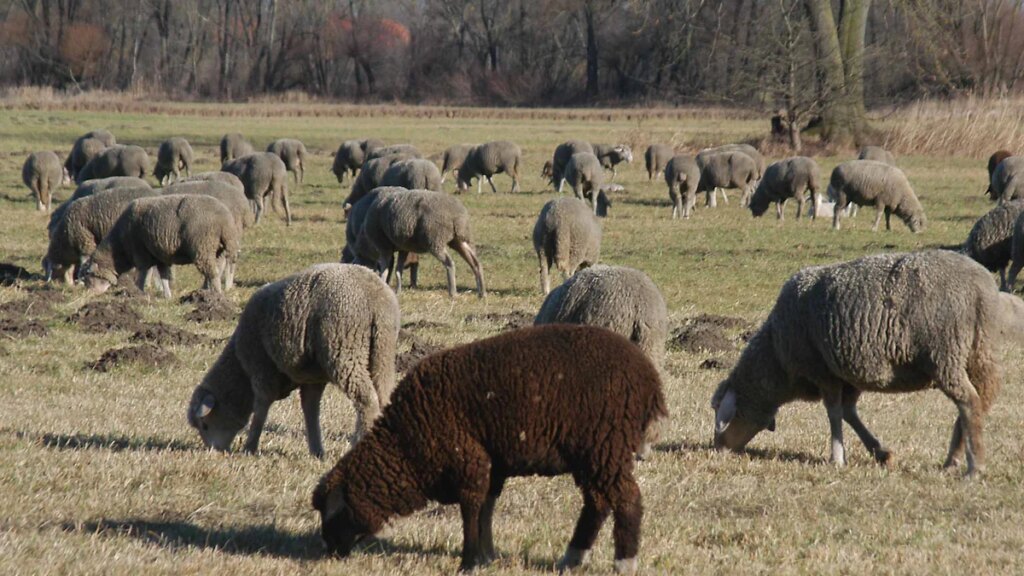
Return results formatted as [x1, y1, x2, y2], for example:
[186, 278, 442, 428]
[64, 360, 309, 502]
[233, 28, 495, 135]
[714, 390, 737, 434]
[197, 393, 216, 419]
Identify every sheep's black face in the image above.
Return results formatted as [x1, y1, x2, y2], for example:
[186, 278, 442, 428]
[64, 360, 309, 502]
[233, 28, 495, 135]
[748, 193, 770, 217]
[318, 496, 370, 558]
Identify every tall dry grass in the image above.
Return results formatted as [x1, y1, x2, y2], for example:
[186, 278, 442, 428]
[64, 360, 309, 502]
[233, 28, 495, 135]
[882, 96, 1024, 158]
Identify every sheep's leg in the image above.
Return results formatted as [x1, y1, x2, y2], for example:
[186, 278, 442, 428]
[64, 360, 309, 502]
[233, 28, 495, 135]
[775, 202, 783, 220]
[558, 178, 566, 194]
[477, 177, 483, 195]
[942, 416, 966, 470]
[823, 390, 846, 466]
[833, 196, 847, 230]
[841, 387, 890, 464]
[559, 488, 610, 572]
[479, 478, 506, 563]
[538, 250, 550, 295]
[669, 184, 680, 219]
[157, 265, 174, 299]
[609, 473, 642, 575]
[224, 259, 236, 291]
[938, 369, 987, 477]
[394, 250, 408, 295]
[1005, 261, 1022, 292]
[795, 198, 804, 220]
[871, 206, 885, 231]
[706, 188, 717, 208]
[406, 257, 419, 289]
[242, 396, 272, 454]
[510, 174, 520, 194]
[486, 175, 498, 194]
[456, 448, 491, 572]
[452, 240, 485, 299]
[436, 249, 458, 298]
[280, 185, 292, 226]
[299, 384, 326, 459]
[720, 186, 730, 205]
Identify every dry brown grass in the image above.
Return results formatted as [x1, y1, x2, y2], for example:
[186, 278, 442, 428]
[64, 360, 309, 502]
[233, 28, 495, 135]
[882, 96, 1024, 158]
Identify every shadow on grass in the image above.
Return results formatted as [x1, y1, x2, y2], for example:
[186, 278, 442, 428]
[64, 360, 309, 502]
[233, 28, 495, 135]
[11, 429, 195, 453]
[653, 439, 821, 464]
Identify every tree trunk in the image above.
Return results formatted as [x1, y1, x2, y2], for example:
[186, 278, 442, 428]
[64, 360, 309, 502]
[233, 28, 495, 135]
[584, 2, 599, 97]
[838, 0, 870, 122]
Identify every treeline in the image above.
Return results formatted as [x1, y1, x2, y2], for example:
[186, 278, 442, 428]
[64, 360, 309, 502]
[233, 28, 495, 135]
[1, 0, 1022, 108]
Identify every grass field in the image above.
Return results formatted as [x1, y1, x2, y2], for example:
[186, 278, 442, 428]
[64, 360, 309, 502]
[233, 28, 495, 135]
[1, 106, 1021, 575]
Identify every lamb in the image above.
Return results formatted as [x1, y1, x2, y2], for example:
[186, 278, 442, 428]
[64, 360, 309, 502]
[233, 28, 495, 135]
[986, 150, 1013, 198]
[828, 160, 925, 232]
[341, 187, 420, 289]
[535, 265, 668, 368]
[332, 139, 385, 183]
[563, 152, 605, 214]
[989, 155, 1024, 203]
[592, 143, 634, 179]
[695, 151, 757, 207]
[48, 176, 152, 235]
[379, 158, 443, 192]
[220, 132, 254, 163]
[267, 138, 309, 184]
[312, 324, 667, 574]
[748, 156, 823, 221]
[532, 197, 602, 295]
[456, 140, 522, 194]
[64, 136, 108, 181]
[187, 263, 399, 458]
[162, 179, 255, 232]
[153, 137, 194, 185]
[44, 186, 159, 284]
[175, 171, 246, 196]
[962, 201, 1024, 290]
[440, 143, 474, 184]
[551, 140, 594, 192]
[343, 154, 415, 214]
[221, 152, 290, 225]
[664, 155, 701, 219]
[366, 144, 422, 162]
[76, 145, 151, 184]
[81, 194, 241, 297]
[711, 250, 1024, 477]
[857, 145, 896, 166]
[361, 189, 485, 298]
[645, 143, 675, 180]
[22, 151, 68, 212]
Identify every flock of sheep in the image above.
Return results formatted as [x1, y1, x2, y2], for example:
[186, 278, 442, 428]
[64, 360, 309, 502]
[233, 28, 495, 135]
[17, 129, 1024, 574]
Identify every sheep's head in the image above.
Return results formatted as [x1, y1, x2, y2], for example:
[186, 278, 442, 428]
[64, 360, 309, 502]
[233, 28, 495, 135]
[79, 259, 116, 294]
[711, 387, 773, 452]
[615, 145, 634, 163]
[901, 208, 926, 233]
[42, 257, 73, 285]
[313, 480, 374, 558]
[541, 160, 553, 179]
[748, 188, 771, 218]
[187, 386, 248, 452]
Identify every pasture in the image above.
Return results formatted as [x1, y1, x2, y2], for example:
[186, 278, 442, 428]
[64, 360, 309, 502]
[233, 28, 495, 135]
[1, 106, 1021, 574]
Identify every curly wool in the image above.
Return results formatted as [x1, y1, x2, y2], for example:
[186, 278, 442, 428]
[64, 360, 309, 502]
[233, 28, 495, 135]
[699, 144, 765, 179]
[65, 130, 115, 179]
[220, 133, 254, 163]
[220, 152, 290, 225]
[695, 151, 757, 205]
[532, 197, 602, 295]
[48, 176, 151, 234]
[154, 137, 194, 185]
[22, 151, 65, 212]
[380, 158, 443, 192]
[456, 141, 522, 194]
[267, 138, 309, 184]
[162, 180, 255, 230]
[828, 160, 925, 232]
[858, 146, 896, 166]
[344, 154, 415, 210]
[564, 152, 605, 212]
[749, 157, 822, 221]
[550, 140, 593, 189]
[440, 143, 474, 182]
[76, 145, 150, 184]
[645, 144, 674, 180]
[991, 156, 1024, 203]
[664, 155, 700, 219]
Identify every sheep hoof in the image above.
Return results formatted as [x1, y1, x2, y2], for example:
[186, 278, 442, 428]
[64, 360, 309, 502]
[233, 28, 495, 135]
[614, 557, 638, 575]
[874, 448, 894, 467]
[557, 547, 589, 572]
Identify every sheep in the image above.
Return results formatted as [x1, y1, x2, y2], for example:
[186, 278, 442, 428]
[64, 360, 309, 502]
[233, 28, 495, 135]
[858, 145, 896, 166]
[541, 160, 554, 179]
[162, 179, 255, 232]
[664, 155, 701, 219]
[379, 158, 443, 192]
[985, 150, 1013, 198]
[43, 186, 159, 284]
[187, 263, 399, 458]
[535, 265, 668, 369]
[76, 145, 151, 184]
[175, 171, 246, 196]
[220, 132, 254, 164]
[64, 136, 108, 181]
[990, 156, 1024, 204]
[551, 140, 594, 192]
[333, 139, 384, 183]
[700, 143, 766, 180]
[22, 151, 68, 212]
[592, 143, 634, 180]
[962, 201, 1024, 290]
[312, 324, 667, 574]
[695, 151, 757, 207]
[221, 152, 290, 225]
[645, 143, 674, 181]
[828, 160, 925, 232]
[366, 144, 422, 162]
[532, 197, 602, 295]
[48, 176, 152, 235]
[153, 137, 194, 185]
[749, 156, 823, 221]
[81, 194, 241, 297]
[456, 140, 522, 194]
[711, 250, 1024, 477]
[564, 152, 605, 215]
[343, 154, 416, 214]
[440, 143, 474, 184]
[341, 187, 420, 289]
[361, 189, 485, 298]
[267, 138, 309, 184]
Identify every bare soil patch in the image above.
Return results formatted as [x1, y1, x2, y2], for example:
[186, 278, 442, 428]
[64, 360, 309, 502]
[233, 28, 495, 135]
[0, 263, 35, 286]
[0, 316, 48, 337]
[466, 310, 534, 331]
[699, 357, 735, 371]
[396, 329, 444, 373]
[68, 300, 144, 333]
[130, 323, 207, 347]
[181, 290, 237, 323]
[0, 293, 62, 318]
[89, 343, 176, 372]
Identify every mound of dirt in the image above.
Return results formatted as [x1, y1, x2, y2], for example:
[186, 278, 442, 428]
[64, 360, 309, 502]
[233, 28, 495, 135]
[130, 322, 207, 347]
[673, 323, 733, 354]
[402, 319, 447, 331]
[466, 310, 534, 331]
[699, 357, 734, 371]
[179, 289, 222, 305]
[396, 340, 444, 373]
[183, 291, 237, 323]
[0, 263, 34, 286]
[68, 301, 144, 333]
[690, 313, 749, 330]
[0, 316, 48, 337]
[90, 343, 176, 373]
[0, 296, 58, 318]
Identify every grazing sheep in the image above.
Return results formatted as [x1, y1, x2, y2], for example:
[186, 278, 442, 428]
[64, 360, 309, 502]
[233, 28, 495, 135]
[564, 152, 605, 214]
[76, 145, 151, 184]
[343, 154, 415, 214]
[440, 143, 474, 184]
[532, 197, 602, 295]
[22, 151, 67, 212]
[645, 144, 674, 181]
[221, 152, 290, 225]
[541, 160, 554, 179]
[696, 151, 757, 207]
[154, 137, 195, 185]
[535, 265, 668, 368]
[44, 186, 159, 284]
[48, 176, 152, 235]
[175, 171, 246, 196]
[858, 145, 896, 166]
[551, 140, 594, 192]
[592, 144, 634, 180]
[187, 263, 399, 458]
[828, 160, 925, 232]
[701, 143, 766, 180]
[64, 136, 108, 181]
[962, 201, 1024, 290]
[987, 150, 1013, 198]
[990, 156, 1024, 203]
[711, 250, 1024, 477]
[456, 140, 522, 194]
[664, 155, 701, 219]
[361, 189, 485, 298]
[366, 144, 422, 162]
[220, 133, 254, 164]
[333, 139, 384, 183]
[379, 158, 443, 192]
[162, 180, 255, 232]
[749, 157, 823, 221]
[81, 194, 241, 297]
[312, 324, 667, 574]
[267, 138, 309, 184]
[342, 187, 420, 289]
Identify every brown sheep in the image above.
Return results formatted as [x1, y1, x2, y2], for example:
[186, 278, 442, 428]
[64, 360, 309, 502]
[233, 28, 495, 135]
[312, 324, 667, 574]
[987, 150, 1013, 199]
